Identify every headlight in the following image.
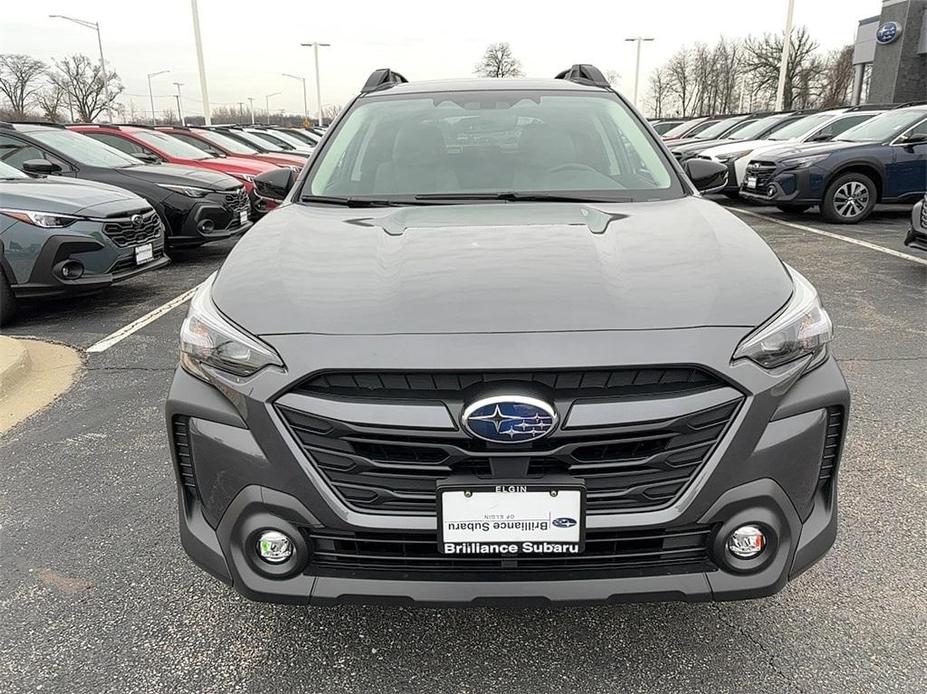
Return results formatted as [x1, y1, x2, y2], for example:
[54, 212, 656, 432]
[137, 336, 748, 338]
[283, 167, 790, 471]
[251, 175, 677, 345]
[180, 273, 284, 381]
[733, 266, 834, 370]
[158, 183, 212, 198]
[0, 209, 80, 228]
[714, 150, 751, 164]
[780, 154, 829, 170]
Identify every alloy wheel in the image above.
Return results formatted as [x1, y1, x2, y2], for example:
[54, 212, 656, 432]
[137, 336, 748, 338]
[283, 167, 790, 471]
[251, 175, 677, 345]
[833, 181, 870, 219]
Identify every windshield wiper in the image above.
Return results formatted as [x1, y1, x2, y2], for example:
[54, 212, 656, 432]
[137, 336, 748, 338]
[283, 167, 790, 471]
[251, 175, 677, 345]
[414, 192, 630, 203]
[300, 194, 414, 208]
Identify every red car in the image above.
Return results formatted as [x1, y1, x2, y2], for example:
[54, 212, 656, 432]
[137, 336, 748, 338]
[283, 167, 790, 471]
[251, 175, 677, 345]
[156, 126, 307, 172]
[69, 124, 282, 217]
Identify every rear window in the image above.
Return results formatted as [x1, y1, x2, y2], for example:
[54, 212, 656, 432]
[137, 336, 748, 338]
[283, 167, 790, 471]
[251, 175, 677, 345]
[304, 90, 681, 202]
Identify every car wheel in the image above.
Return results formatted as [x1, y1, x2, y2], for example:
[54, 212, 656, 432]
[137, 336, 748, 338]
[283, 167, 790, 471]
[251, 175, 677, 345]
[0, 267, 17, 327]
[776, 204, 811, 214]
[822, 173, 876, 224]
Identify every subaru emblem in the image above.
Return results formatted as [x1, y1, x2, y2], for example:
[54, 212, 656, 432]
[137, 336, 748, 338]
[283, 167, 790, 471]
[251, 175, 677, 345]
[131, 214, 143, 227]
[462, 396, 557, 444]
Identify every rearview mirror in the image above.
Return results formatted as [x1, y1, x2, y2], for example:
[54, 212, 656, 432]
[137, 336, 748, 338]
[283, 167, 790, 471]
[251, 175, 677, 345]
[682, 158, 728, 194]
[254, 167, 296, 201]
[22, 159, 60, 176]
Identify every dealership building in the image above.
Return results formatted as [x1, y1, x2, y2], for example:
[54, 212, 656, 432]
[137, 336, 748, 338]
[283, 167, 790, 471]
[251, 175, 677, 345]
[852, 0, 927, 103]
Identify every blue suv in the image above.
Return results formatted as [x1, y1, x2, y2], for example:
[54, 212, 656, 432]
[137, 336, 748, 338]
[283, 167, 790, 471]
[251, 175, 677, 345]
[741, 105, 927, 223]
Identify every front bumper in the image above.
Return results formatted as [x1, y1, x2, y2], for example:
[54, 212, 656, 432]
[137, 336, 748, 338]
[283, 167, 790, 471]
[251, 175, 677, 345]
[165, 328, 850, 606]
[741, 165, 825, 205]
[161, 191, 253, 248]
[904, 200, 927, 252]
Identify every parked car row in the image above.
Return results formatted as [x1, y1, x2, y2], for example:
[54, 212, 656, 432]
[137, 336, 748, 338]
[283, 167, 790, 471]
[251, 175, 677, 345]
[656, 104, 927, 224]
[0, 120, 324, 325]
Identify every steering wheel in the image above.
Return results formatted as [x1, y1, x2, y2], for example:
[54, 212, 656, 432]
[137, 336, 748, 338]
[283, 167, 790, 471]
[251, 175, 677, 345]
[545, 163, 601, 175]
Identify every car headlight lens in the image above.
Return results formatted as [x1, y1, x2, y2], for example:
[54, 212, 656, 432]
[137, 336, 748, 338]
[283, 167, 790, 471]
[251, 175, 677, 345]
[158, 183, 212, 198]
[780, 154, 829, 170]
[0, 209, 80, 228]
[180, 273, 284, 380]
[733, 266, 834, 370]
[714, 150, 751, 164]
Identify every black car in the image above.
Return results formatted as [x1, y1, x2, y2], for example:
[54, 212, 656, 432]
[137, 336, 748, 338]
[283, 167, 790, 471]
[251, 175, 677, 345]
[0, 123, 253, 247]
[740, 106, 927, 223]
[670, 111, 816, 162]
[166, 65, 849, 607]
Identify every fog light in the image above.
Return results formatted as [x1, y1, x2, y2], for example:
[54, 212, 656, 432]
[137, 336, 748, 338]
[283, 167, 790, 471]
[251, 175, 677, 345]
[256, 530, 293, 563]
[727, 525, 766, 559]
[58, 260, 84, 280]
[767, 186, 777, 198]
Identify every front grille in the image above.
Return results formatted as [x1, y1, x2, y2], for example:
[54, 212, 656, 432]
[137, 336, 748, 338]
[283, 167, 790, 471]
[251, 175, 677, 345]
[277, 376, 742, 515]
[920, 198, 927, 228]
[171, 416, 199, 499]
[108, 241, 165, 275]
[819, 407, 845, 487]
[745, 161, 777, 192]
[297, 367, 722, 400]
[303, 525, 717, 580]
[101, 209, 163, 246]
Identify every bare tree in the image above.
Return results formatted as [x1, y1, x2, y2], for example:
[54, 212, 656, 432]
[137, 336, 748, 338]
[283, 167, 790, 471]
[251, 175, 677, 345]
[743, 26, 819, 110]
[35, 85, 67, 122]
[605, 69, 621, 89]
[816, 45, 854, 109]
[48, 54, 123, 122]
[474, 43, 523, 78]
[0, 54, 47, 117]
[647, 68, 670, 118]
[666, 48, 695, 117]
[321, 103, 342, 124]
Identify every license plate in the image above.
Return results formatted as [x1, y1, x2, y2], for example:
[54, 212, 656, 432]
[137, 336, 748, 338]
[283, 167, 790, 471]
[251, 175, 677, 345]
[239, 209, 248, 225]
[745, 175, 757, 190]
[134, 243, 154, 265]
[438, 483, 584, 555]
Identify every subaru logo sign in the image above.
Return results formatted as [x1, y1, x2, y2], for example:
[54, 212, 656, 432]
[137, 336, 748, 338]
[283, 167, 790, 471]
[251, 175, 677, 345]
[130, 214, 143, 227]
[552, 517, 577, 528]
[462, 396, 557, 444]
[876, 21, 901, 45]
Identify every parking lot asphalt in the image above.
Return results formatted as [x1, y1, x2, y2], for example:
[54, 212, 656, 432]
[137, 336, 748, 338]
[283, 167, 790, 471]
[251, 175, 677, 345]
[1, 200, 925, 694]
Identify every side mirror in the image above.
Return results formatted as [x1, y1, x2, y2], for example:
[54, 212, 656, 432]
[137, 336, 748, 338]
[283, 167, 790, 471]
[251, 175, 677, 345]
[133, 152, 161, 164]
[898, 132, 927, 146]
[254, 167, 296, 201]
[807, 134, 832, 142]
[682, 157, 728, 193]
[22, 159, 60, 176]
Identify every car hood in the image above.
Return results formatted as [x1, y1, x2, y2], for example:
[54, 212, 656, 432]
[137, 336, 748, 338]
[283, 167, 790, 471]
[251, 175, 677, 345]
[212, 197, 792, 336]
[751, 140, 873, 161]
[670, 138, 740, 155]
[0, 176, 147, 215]
[114, 163, 240, 190]
[701, 139, 772, 157]
[182, 156, 276, 175]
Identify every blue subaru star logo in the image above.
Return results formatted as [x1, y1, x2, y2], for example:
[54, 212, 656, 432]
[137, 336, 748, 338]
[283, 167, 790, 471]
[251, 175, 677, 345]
[462, 396, 557, 443]
[876, 22, 901, 45]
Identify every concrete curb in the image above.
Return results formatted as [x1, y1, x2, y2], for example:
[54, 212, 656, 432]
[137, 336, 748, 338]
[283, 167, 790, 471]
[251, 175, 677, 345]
[0, 335, 32, 396]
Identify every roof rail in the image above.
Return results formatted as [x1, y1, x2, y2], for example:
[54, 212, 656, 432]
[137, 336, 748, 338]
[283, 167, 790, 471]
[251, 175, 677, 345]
[554, 64, 610, 90]
[155, 125, 190, 130]
[8, 120, 66, 128]
[67, 122, 117, 128]
[361, 68, 408, 94]
[893, 100, 927, 109]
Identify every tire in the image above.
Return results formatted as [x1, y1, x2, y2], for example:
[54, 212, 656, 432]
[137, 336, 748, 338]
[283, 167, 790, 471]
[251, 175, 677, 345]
[723, 191, 741, 200]
[776, 204, 811, 214]
[0, 267, 16, 328]
[821, 172, 877, 224]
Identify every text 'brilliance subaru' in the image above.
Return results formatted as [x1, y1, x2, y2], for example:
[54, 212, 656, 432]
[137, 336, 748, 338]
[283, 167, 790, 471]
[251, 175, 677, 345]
[166, 66, 850, 606]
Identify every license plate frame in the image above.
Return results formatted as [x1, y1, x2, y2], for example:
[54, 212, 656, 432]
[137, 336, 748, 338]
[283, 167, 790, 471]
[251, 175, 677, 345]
[239, 209, 248, 226]
[437, 479, 586, 555]
[745, 175, 757, 190]
[134, 242, 154, 265]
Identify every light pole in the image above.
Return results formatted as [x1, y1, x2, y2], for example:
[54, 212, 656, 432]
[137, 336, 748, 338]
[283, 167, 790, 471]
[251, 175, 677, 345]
[173, 82, 185, 125]
[147, 70, 169, 125]
[624, 36, 655, 108]
[300, 42, 331, 125]
[248, 97, 256, 124]
[190, 0, 212, 125]
[265, 92, 281, 122]
[49, 14, 112, 122]
[282, 73, 309, 124]
[775, 0, 797, 111]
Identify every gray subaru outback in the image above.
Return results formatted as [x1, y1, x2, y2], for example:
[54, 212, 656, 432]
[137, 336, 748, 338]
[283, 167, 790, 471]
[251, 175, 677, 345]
[166, 66, 850, 606]
[0, 160, 168, 326]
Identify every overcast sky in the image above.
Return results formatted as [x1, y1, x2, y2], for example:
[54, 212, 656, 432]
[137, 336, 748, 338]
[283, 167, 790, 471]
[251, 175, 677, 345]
[2, 0, 878, 118]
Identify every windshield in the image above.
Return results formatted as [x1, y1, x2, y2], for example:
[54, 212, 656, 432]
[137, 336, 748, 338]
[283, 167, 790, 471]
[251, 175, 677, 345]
[196, 129, 258, 154]
[246, 130, 295, 150]
[767, 113, 834, 141]
[0, 160, 27, 179]
[254, 130, 306, 149]
[837, 111, 927, 142]
[304, 90, 679, 202]
[662, 119, 702, 138]
[280, 129, 319, 145]
[227, 130, 284, 151]
[728, 115, 786, 141]
[32, 129, 139, 168]
[132, 130, 211, 159]
[694, 117, 747, 140]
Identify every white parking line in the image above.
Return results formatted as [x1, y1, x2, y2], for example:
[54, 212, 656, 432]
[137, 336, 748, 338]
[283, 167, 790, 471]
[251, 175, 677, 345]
[86, 283, 202, 354]
[733, 208, 927, 267]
